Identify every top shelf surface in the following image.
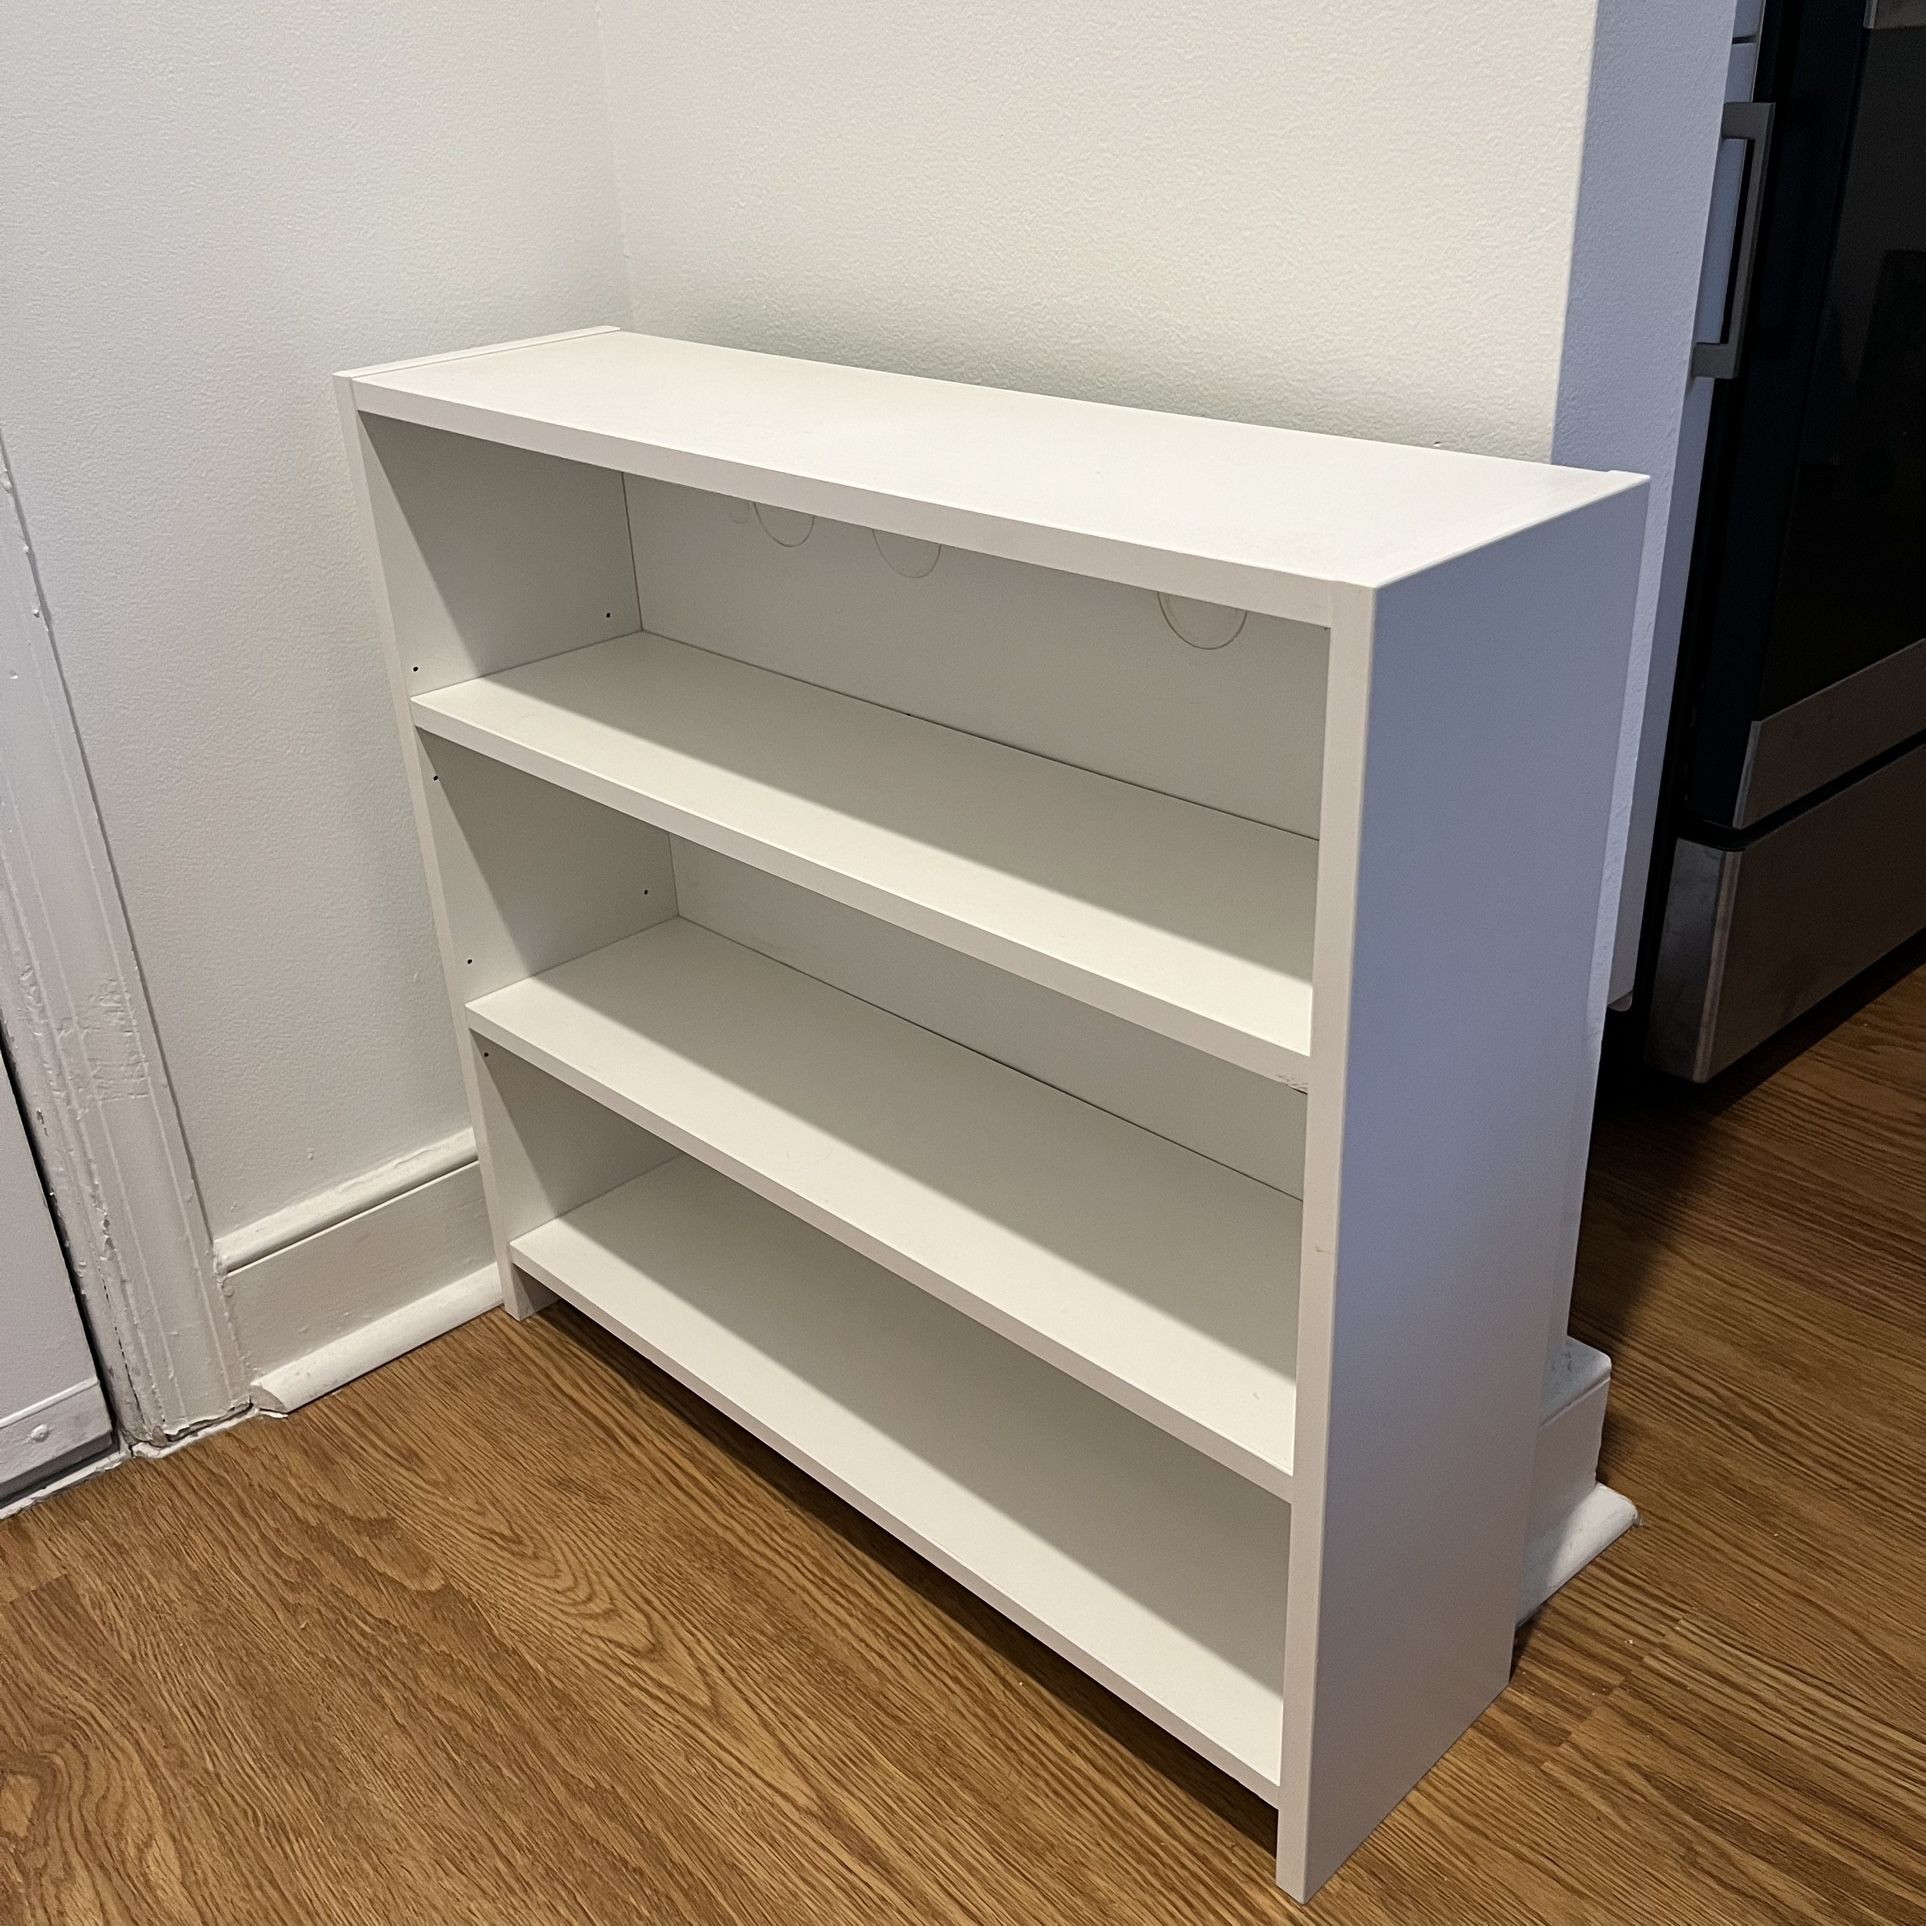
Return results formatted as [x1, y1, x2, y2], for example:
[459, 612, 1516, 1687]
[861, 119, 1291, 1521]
[344, 328, 1643, 628]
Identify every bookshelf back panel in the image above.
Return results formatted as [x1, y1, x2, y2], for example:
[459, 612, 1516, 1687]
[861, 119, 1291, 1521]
[626, 475, 1329, 838]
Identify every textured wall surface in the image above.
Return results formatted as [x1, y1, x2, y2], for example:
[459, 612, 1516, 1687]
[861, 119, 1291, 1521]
[0, 2, 627, 1238]
[600, 1, 1602, 458]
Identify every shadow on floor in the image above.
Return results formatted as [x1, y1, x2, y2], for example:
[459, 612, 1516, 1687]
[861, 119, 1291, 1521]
[1576, 929, 1926, 1376]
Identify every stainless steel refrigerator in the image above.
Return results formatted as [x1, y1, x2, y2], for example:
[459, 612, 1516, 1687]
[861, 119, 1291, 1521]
[1643, 0, 1926, 1079]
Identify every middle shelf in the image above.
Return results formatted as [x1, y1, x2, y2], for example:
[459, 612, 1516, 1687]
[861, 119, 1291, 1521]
[416, 630, 1318, 1085]
[468, 916, 1303, 1494]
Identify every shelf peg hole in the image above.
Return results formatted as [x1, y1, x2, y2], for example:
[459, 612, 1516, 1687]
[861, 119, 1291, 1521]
[754, 503, 815, 548]
[1157, 593, 1246, 650]
[872, 529, 942, 578]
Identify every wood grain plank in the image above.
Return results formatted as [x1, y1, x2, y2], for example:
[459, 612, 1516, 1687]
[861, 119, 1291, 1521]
[1, 1578, 202, 1926]
[354, 1307, 1290, 1925]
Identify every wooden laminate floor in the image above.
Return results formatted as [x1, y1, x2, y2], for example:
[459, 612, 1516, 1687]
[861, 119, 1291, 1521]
[4, 962, 1924, 1924]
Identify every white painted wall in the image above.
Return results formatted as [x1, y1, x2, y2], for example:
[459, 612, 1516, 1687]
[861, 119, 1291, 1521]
[603, 3, 1599, 455]
[1553, 4, 1748, 999]
[600, 0, 1737, 999]
[0, 3, 627, 1244]
[0, 1, 1734, 1418]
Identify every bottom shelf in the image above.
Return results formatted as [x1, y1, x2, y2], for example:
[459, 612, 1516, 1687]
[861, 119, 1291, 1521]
[512, 1154, 1289, 1796]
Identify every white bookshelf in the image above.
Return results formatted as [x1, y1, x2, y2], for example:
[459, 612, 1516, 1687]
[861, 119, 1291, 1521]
[339, 327, 1646, 1900]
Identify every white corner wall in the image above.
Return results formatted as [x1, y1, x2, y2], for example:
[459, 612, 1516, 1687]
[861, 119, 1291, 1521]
[0, 0, 1735, 1424]
[1552, 1, 1747, 1002]
[0, 2, 627, 1248]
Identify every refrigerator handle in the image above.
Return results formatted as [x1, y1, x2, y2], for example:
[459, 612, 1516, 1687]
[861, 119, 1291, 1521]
[1692, 100, 1775, 381]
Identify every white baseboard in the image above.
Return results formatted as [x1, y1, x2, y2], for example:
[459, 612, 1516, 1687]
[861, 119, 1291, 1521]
[252, 1265, 501, 1413]
[0, 1377, 115, 1502]
[1518, 1337, 1635, 1621]
[1529, 1336, 1612, 1539]
[1518, 1482, 1638, 1620]
[0, 1434, 128, 1523]
[214, 1126, 478, 1273]
[223, 1140, 498, 1414]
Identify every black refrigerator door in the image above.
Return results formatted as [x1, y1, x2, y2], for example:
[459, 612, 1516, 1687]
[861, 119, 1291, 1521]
[1640, 1, 1926, 1082]
[1684, 1, 1926, 832]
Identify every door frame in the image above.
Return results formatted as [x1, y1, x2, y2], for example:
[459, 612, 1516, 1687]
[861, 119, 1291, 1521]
[0, 428, 244, 1443]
